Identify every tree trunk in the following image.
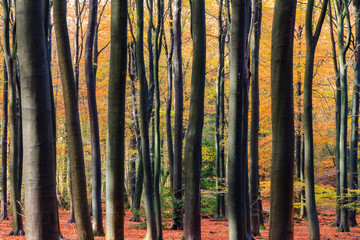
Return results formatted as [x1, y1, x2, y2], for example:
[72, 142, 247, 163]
[135, 0, 158, 238]
[215, 0, 226, 220]
[303, 0, 328, 239]
[269, 0, 296, 239]
[53, 1, 94, 239]
[85, 0, 104, 235]
[172, 0, 184, 230]
[182, 0, 206, 239]
[1, 61, 9, 221]
[17, 0, 59, 238]
[349, 0, 360, 227]
[105, 0, 128, 238]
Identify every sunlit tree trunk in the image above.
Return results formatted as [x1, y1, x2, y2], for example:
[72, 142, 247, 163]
[182, 0, 206, 238]
[53, 1, 94, 239]
[269, 0, 297, 239]
[17, 0, 59, 238]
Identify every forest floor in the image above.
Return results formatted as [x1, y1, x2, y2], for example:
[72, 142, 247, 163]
[1, 201, 360, 239]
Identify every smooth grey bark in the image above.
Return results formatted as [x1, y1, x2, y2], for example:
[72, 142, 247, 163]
[85, 0, 104, 235]
[128, 42, 144, 223]
[250, 0, 262, 235]
[3, 0, 24, 235]
[105, 0, 127, 238]
[153, 0, 164, 238]
[304, 0, 328, 239]
[332, 0, 351, 232]
[172, 0, 184, 230]
[1, 62, 8, 221]
[182, 0, 206, 239]
[17, 0, 59, 238]
[349, 0, 360, 227]
[269, 0, 296, 239]
[53, 1, 95, 239]
[227, 0, 252, 239]
[136, 0, 158, 238]
[215, 0, 226, 220]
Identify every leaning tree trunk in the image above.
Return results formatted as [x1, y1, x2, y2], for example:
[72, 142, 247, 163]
[349, 0, 360, 227]
[269, 0, 297, 239]
[227, 0, 252, 239]
[85, 0, 104, 235]
[53, 1, 95, 239]
[172, 0, 184, 230]
[1, 61, 9, 221]
[17, 0, 60, 238]
[215, 0, 226, 220]
[105, 0, 127, 238]
[182, 0, 206, 239]
[135, 0, 158, 238]
[303, 0, 328, 239]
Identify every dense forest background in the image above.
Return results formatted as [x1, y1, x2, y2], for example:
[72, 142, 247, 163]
[0, 0, 358, 239]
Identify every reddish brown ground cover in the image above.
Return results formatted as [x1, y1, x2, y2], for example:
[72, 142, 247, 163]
[1, 201, 360, 239]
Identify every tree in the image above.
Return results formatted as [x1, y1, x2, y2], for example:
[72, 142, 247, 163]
[303, 0, 328, 239]
[105, 0, 127, 238]
[53, 1, 95, 239]
[16, 0, 59, 238]
[1, 61, 9, 221]
[349, 0, 360, 227]
[250, 0, 263, 235]
[182, 0, 206, 239]
[85, 0, 104, 235]
[135, 0, 158, 237]
[172, 0, 184, 230]
[2, 0, 24, 234]
[227, 0, 252, 239]
[332, 0, 351, 232]
[215, 0, 226, 220]
[269, 0, 297, 239]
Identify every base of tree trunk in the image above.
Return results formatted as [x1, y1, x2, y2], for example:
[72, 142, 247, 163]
[130, 214, 142, 222]
[9, 228, 25, 236]
[338, 224, 350, 232]
[170, 220, 183, 230]
[349, 212, 358, 227]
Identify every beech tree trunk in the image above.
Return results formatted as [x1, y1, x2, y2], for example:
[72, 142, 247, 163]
[172, 0, 184, 230]
[17, 0, 59, 238]
[85, 0, 104, 235]
[53, 1, 94, 239]
[182, 0, 206, 239]
[269, 0, 297, 239]
[105, 0, 128, 238]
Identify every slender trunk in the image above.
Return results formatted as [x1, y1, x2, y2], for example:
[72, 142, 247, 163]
[250, 0, 262, 235]
[85, 0, 104, 235]
[172, 0, 184, 230]
[135, 0, 158, 237]
[1, 62, 9, 221]
[182, 0, 206, 239]
[349, 0, 360, 227]
[215, 0, 226, 220]
[53, 1, 95, 239]
[269, 0, 296, 239]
